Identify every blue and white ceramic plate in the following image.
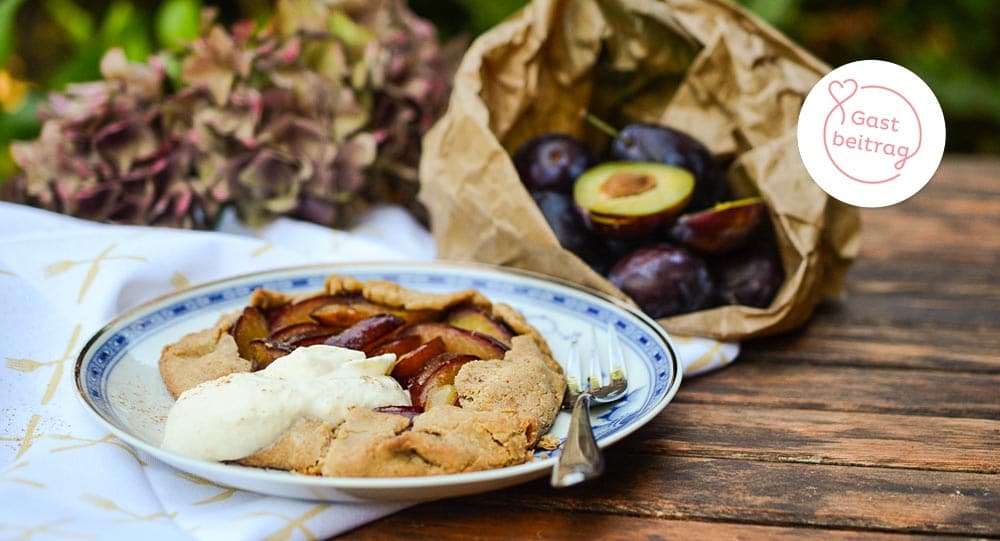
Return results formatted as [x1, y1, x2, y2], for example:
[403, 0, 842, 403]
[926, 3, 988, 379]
[75, 262, 682, 502]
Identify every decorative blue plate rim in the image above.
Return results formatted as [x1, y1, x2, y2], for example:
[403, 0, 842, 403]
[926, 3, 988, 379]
[74, 261, 682, 499]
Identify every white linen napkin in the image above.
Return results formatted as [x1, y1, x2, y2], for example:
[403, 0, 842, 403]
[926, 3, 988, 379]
[0, 201, 737, 540]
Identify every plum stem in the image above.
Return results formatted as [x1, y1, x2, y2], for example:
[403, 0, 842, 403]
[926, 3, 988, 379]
[582, 111, 620, 139]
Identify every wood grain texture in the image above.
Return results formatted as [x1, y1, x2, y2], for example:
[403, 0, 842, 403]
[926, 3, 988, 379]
[346, 508, 968, 540]
[744, 319, 1000, 372]
[342, 157, 1000, 540]
[676, 362, 1000, 419]
[630, 403, 1000, 472]
[463, 453, 1000, 535]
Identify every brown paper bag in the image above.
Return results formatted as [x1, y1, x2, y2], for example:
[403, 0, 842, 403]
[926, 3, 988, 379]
[418, 0, 861, 341]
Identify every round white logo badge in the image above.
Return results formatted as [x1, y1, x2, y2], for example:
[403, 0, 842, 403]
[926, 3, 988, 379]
[797, 60, 946, 208]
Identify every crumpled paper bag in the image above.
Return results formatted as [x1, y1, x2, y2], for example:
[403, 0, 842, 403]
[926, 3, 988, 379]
[418, 0, 860, 341]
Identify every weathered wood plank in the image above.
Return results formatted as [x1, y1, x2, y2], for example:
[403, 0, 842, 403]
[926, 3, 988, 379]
[834, 261, 1000, 327]
[928, 156, 1000, 193]
[857, 158, 1000, 262]
[345, 508, 971, 540]
[743, 317, 1000, 372]
[464, 454, 1000, 535]
[858, 204, 1000, 262]
[628, 403, 1000, 473]
[675, 361, 1000, 419]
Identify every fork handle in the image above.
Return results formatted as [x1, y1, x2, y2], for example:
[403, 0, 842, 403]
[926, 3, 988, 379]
[551, 394, 605, 487]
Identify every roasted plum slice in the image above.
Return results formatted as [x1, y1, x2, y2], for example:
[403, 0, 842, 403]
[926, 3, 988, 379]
[232, 306, 269, 363]
[311, 299, 438, 327]
[373, 405, 424, 423]
[513, 133, 593, 193]
[670, 197, 766, 255]
[608, 243, 714, 318]
[574, 162, 694, 240]
[609, 122, 728, 210]
[397, 322, 508, 360]
[324, 314, 405, 351]
[444, 304, 514, 346]
[267, 294, 345, 331]
[268, 323, 341, 345]
[366, 334, 423, 357]
[713, 240, 784, 308]
[390, 336, 446, 386]
[248, 339, 294, 370]
[407, 352, 477, 410]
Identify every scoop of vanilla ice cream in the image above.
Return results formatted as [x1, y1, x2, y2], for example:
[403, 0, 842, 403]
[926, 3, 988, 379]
[161, 345, 409, 461]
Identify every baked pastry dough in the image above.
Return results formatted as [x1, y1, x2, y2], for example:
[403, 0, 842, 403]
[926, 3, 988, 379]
[159, 274, 565, 477]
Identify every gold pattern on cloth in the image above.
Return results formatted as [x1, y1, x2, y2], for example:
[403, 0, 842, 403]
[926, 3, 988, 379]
[81, 494, 178, 523]
[170, 272, 191, 291]
[329, 231, 347, 252]
[1, 461, 45, 489]
[6, 325, 82, 405]
[685, 342, 727, 374]
[251, 242, 275, 258]
[44, 243, 146, 303]
[2, 413, 147, 466]
[237, 506, 327, 541]
[0, 518, 91, 540]
[51, 434, 148, 467]
[174, 472, 238, 505]
[3, 414, 42, 460]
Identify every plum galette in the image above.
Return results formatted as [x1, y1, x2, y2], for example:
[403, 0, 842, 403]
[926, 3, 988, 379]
[158, 274, 565, 477]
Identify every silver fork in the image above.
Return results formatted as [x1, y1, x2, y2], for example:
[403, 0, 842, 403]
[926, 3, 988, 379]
[551, 321, 629, 487]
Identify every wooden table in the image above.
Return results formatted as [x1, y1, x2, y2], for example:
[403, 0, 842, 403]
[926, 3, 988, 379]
[345, 156, 999, 539]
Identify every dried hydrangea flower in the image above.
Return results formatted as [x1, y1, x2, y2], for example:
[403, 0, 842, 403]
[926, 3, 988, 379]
[4, 1, 458, 230]
[4, 49, 220, 228]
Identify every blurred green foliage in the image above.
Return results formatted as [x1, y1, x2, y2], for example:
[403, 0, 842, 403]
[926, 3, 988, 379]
[740, 0, 1000, 155]
[411, 0, 1000, 155]
[1, 0, 997, 186]
[0, 0, 272, 181]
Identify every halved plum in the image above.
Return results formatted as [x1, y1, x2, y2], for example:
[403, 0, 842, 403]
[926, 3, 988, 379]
[609, 122, 728, 211]
[397, 322, 508, 360]
[574, 162, 694, 239]
[444, 304, 514, 346]
[670, 197, 766, 255]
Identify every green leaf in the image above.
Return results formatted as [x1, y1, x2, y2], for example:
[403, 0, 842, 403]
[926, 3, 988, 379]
[100, 0, 137, 43]
[450, 0, 525, 35]
[744, 0, 799, 27]
[0, 90, 40, 182]
[155, 0, 202, 51]
[43, 0, 93, 45]
[0, 0, 27, 65]
[120, 24, 152, 62]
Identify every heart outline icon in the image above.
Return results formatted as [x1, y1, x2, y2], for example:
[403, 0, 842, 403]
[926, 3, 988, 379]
[828, 79, 858, 123]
